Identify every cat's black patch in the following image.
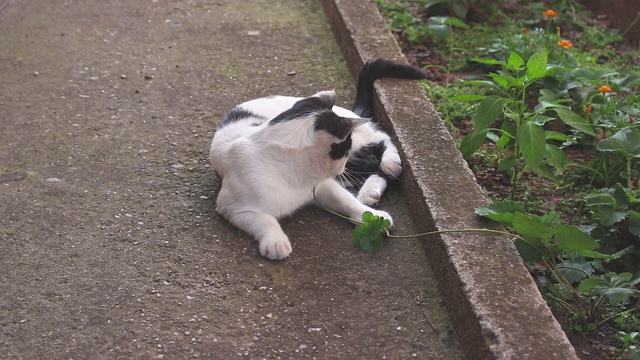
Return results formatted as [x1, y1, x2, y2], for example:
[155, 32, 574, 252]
[329, 133, 353, 160]
[345, 141, 387, 186]
[220, 107, 266, 128]
[314, 112, 353, 139]
[270, 97, 334, 125]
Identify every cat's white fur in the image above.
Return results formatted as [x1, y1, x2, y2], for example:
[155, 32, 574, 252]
[210, 91, 400, 260]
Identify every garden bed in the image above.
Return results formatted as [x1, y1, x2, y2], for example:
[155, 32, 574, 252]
[375, 0, 640, 359]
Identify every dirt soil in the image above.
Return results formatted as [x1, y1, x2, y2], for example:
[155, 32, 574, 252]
[0, 0, 463, 358]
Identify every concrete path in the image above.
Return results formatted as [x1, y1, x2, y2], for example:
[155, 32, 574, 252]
[0, 0, 463, 358]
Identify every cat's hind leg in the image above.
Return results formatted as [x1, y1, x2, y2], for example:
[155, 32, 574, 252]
[314, 178, 393, 225]
[216, 181, 292, 260]
[224, 210, 293, 260]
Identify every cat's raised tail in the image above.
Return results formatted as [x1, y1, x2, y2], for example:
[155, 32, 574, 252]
[352, 59, 428, 119]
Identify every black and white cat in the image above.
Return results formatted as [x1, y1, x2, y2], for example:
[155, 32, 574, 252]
[210, 59, 427, 260]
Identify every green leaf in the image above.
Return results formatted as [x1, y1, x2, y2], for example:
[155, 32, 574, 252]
[627, 210, 640, 236]
[512, 212, 555, 242]
[536, 163, 558, 182]
[451, 3, 468, 19]
[596, 127, 640, 157]
[474, 96, 504, 132]
[463, 80, 499, 89]
[539, 88, 558, 101]
[579, 273, 640, 305]
[578, 278, 600, 292]
[545, 130, 573, 142]
[470, 58, 507, 66]
[585, 193, 616, 207]
[540, 212, 562, 228]
[531, 114, 556, 126]
[514, 236, 548, 263]
[423, 0, 450, 7]
[496, 120, 515, 149]
[427, 22, 452, 40]
[611, 183, 631, 210]
[443, 17, 468, 29]
[573, 249, 614, 259]
[604, 287, 640, 305]
[558, 260, 598, 284]
[526, 49, 548, 81]
[507, 51, 525, 70]
[553, 107, 596, 136]
[486, 132, 500, 143]
[459, 129, 490, 158]
[352, 211, 389, 253]
[497, 155, 519, 173]
[451, 94, 485, 102]
[488, 73, 511, 88]
[553, 225, 600, 252]
[475, 200, 524, 225]
[545, 144, 567, 173]
[598, 206, 628, 226]
[517, 122, 546, 172]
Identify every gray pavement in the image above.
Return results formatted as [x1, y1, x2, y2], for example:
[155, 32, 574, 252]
[0, 0, 463, 358]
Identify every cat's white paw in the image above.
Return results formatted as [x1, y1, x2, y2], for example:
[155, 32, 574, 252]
[380, 152, 402, 178]
[259, 233, 292, 260]
[357, 175, 387, 205]
[366, 208, 394, 227]
[357, 189, 382, 206]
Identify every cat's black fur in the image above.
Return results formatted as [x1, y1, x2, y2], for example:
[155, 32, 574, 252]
[341, 59, 427, 189]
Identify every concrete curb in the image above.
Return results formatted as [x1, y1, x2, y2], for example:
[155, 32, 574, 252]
[319, 0, 579, 358]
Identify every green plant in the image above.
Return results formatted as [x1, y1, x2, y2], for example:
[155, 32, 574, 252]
[374, 0, 640, 353]
[475, 200, 636, 333]
[596, 127, 640, 189]
[615, 331, 640, 360]
[615, 310, 640, 333]
[352, 211, 391, 253]
[376, 0, 469, 45]
[375, 0, 428, 45]
[585, 183, 640, 238]
[455, 49, 595, 196]
[423, 0, 473, 19]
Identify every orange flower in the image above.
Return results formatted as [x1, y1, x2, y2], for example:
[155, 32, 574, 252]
[543, 9, 558, 17]
[557, 39, 573, 49]
[598, 85, 612, 93]
[522, 27, 529, 34]
[585, 105, 592, 114]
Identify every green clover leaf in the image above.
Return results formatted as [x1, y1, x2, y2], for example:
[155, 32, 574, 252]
[352, 211, 391, 253]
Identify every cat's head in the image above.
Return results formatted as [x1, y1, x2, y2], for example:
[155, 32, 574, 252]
[268, 91, 367, 178]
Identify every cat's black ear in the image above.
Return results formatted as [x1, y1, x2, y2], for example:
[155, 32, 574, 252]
[315, 114, 368, 139]
[312, 90, 337, 109]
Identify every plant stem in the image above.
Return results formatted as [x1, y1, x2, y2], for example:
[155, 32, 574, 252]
[626, 155, 633, 189]
[598, 307, 638, 327]
[386, 227, 524, 241]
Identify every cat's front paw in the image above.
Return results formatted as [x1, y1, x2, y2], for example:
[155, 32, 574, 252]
[259, 233, 292, 260]
[366, 209, 394, 227]
[357, 175, 387, 206]
[357, 189, 381, 206]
